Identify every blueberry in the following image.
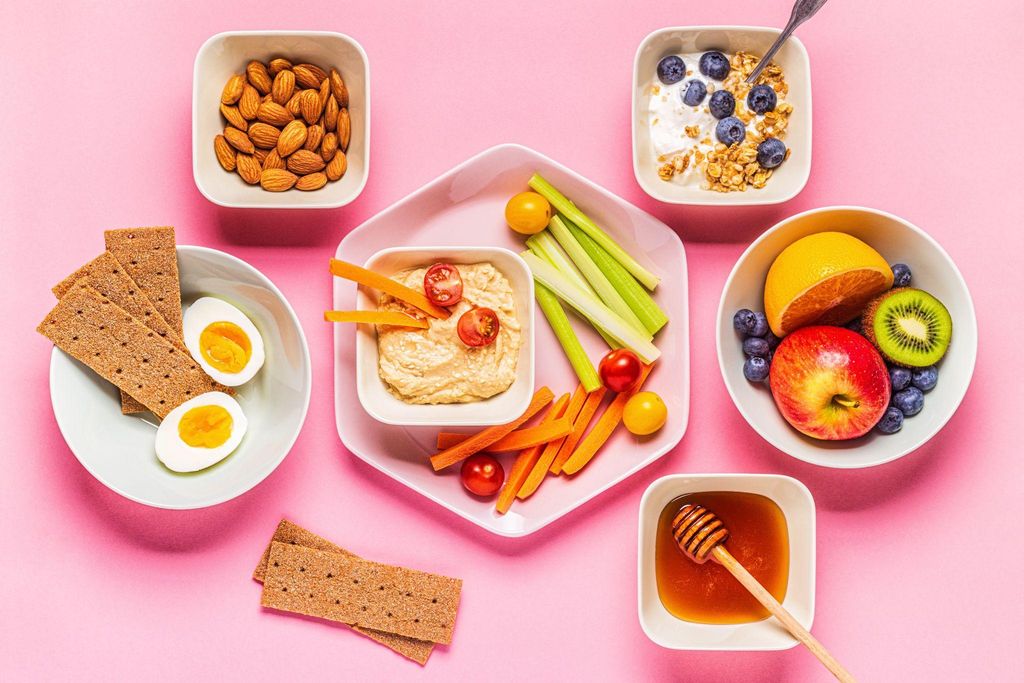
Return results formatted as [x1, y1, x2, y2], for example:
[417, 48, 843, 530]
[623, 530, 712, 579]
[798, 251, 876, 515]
[892, 387, 924, 416]
[743, 356, 770, 382]
[716, 116, 746, 145]
[891, 263, 912, 287]
[732, 309, 769, 337]
[875, 406, 904, 434]
[912, 366, 938, 392]
[756, 138, 787, 169]
[889, 366, 912, 391]
[681, 80, 707, 106]
[747, 84, 778, 114]
[699, 51, 730, 80]
[708, 90, 736, 119]
[657, 55, 686, 85]
[743, 337, 771, 358]
[763, 330, 782, 349]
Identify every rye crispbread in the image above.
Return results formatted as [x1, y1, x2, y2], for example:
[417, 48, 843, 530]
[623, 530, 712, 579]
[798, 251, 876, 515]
[103, 227, 183, 335]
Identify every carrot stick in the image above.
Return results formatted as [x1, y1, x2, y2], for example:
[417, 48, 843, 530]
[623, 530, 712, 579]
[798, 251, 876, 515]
[429, 387, 554, 471]
[496, 394, 569, 515]
[435, 418, 573, 452]
[324, 310, 429, 328]
[550, 387, 607, 475]
[517, 385, 588, 500]
[561, 365, 654, 476]
[329, 258, 450, 319]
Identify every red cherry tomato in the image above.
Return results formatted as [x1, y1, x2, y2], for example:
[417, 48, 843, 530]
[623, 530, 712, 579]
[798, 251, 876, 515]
[599, 349, 642, 392]
[423, 263, 463, 307]
[460, 454, 504, 497]
[457, 307, 500, 347]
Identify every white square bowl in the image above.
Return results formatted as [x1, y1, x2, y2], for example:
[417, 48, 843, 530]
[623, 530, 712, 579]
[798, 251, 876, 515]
[632, 26, 812, 206]
[192, 30, 369, 209]
[638, 474, 815, 650]
[353, 246, 535, 426]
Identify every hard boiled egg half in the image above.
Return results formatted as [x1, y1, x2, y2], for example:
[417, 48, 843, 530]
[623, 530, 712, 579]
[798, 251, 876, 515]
[183, 297, 265, 387]
[156, 392, 248, 472]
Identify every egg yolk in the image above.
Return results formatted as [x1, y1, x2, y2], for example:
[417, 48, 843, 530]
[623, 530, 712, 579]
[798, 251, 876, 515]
[178, 405, 234, 448]
[199, 321, 252, 374]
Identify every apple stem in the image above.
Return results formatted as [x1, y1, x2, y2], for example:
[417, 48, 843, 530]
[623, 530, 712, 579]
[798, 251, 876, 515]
[833, 395, 860, 409]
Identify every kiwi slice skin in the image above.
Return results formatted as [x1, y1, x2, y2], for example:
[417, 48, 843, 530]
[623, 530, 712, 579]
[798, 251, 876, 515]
[862, 288, 952, 368]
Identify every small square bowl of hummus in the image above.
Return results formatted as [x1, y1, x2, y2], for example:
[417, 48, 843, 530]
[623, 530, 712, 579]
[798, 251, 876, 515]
[355, 246, 535, 426]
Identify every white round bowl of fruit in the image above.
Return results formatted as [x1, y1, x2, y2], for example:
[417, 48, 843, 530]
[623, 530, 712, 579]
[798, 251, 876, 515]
[717, 206, 977, 468]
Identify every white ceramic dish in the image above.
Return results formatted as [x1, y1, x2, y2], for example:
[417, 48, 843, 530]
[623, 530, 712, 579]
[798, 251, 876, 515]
[48, 246, 312, 509]
[333, 143, 690, 537]
[632, 26, 812, 206]
[638, 474, 815, 650]
[193, 30, 369, 209]
[354, 246, 535, 426]
[717, 206, 978, 468]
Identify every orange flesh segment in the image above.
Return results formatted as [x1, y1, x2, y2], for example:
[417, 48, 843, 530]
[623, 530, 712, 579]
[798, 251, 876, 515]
[517, 385, 588, 500]
[324, 310, 429, 328]
[777, 268, 890, 335]
[551, 387, 607, 475]
[495, 394, 569, 515]
[435, 418, 573, 452]
[329, 258, 450, 319]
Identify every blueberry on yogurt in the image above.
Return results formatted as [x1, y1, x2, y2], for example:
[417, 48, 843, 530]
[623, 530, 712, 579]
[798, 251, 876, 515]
[699, 51, 730, 80]
[747, 84, 778, 114]
[681, 80, 707, 106]
[716, 116, 746, 145]
[756, 138, 787, 169]
[656, 55, 686, 85]
[708, 90, 735, 119]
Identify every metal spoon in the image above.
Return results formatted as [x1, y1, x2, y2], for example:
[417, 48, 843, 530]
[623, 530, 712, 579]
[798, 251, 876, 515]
[746, 0, 830, 83]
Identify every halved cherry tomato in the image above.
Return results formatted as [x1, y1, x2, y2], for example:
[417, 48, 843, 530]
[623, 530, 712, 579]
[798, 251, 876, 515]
[423, 263, 463, 307]
[461, 453, 504, 497]
[457, 307, 500, 347]
[505, 191, 552, 235]
[598, 349, 642, 392]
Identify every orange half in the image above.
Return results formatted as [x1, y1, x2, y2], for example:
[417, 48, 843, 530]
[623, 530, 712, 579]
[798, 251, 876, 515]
[769, 267, 892, 336]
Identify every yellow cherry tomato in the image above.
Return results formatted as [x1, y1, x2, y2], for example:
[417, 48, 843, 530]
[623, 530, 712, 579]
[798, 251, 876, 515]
[623, 391, 667, 436]
[505, 192, 551, 235]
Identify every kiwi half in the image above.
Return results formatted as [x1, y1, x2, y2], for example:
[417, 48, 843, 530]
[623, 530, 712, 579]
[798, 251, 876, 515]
[862, 288, 952, 367]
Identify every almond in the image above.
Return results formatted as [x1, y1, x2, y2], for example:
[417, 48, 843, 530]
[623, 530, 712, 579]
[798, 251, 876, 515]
[214, 135, 236, 171]
[304, 124, 324, 152]
[219, 104, 248, 132]
[287, 149, 326, 175]
[263, 148, 287, 170]
[272, 69, 295, 105]
[268, 58, 293, 76]
[325, 150, 347, 181]
[338, 108, 351, 151]
[253, 147, 270, 164]
[324, 95, 339, 131]
[262, 93, 273, 103]
[296, 172, 328, 191]
[320, 132, 338, 162]
[277, 119, 307, 157]
[329, 69, 349, 108]
[260, 168, 298, 191]
[248, 122, 281, 149]
[236, 154, 262, 184]
[256, 101, 293, 127]
[223, 126, 255, 154]
[318, 78, 331, 107]
[293, 63, 327, 89]
[286, 90, 304, 116]
[246, 60, 272, 95]
[299, 89, 323, 125]
[239, 85, 260, 120]
[221, 74, 245, 104]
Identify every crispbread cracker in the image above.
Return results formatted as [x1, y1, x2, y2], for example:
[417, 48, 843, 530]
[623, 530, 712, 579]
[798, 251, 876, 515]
[37, 285, 226, 419]
[253, 520, 434, 665]
[103, 227, 183, 335]
[262, 542, 462, 645]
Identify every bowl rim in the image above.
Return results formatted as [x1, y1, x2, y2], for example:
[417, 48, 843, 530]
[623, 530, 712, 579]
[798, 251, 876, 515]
[715, 205, 979, 468]
[191, 29, 371, 210]
[631, 25, 812, 207]
[353, 244, 536, 427]
[48, 244, 313, 509]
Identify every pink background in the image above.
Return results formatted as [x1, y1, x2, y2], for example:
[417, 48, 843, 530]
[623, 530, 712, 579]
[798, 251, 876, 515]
[1, 1, 1021, 681]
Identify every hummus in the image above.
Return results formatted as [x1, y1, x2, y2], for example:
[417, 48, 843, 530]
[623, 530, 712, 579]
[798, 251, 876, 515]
[377, 262, 521, 404]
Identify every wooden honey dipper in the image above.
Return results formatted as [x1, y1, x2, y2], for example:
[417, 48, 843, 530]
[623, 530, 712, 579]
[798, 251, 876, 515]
[672, 503, 856, 683]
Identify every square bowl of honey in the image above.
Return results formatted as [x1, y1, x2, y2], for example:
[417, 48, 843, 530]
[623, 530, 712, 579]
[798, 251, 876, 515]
[637, 473, 815, 650]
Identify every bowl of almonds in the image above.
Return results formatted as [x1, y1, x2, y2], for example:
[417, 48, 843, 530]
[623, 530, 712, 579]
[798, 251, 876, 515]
[193, 31, 369, 208]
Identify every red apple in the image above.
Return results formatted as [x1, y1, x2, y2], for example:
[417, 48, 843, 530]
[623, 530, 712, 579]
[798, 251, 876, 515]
[769, 326, 890, 440]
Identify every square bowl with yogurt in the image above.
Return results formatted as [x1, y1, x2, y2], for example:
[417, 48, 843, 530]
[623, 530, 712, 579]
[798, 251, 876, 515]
[632, 27, 812, 206]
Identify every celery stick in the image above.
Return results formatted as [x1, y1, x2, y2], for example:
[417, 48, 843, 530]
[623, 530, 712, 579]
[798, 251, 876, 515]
[548, 216, 650, 339]
[563, 218, 669, 335]
[535, 283, 602, 393]
[529, 173, 661, 290]
[522, 251, 661, 363]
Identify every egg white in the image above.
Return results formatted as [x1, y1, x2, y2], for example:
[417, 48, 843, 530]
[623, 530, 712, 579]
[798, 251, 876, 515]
[156, 391, 248, 473]
[183, 297, 266, 387]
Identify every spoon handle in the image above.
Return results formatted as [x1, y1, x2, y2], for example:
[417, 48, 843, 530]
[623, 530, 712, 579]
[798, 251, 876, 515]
[746, 0, 830, 83]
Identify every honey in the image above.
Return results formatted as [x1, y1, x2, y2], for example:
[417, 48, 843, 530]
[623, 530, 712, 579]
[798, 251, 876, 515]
[655, 492, 789, 624]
